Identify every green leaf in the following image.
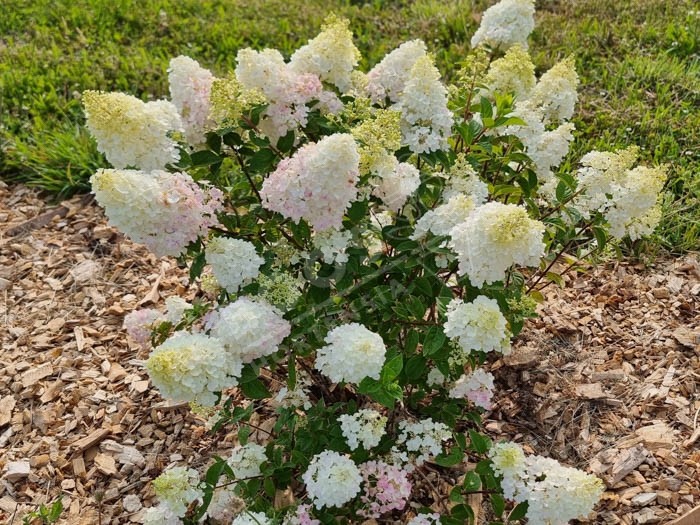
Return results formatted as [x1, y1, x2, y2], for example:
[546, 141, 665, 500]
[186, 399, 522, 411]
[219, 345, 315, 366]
[277, 130, 295, 153]
[463, 471, 481, 492]
[450, 504, 475, 522]
[491, 494, 506, 518]
[423, 326, 446, 356]
[240, 378, 271, 399]
[508, 501, 529, 521]
[468, 429, 490, 454]
[189, 251, 206, 282]
[206, 132, 222, 154]
[404, 330, 420, 354]
[249, 147, 277, 173]
[593, 225, 608, 252]
[480, 96, 493, 120]
[434, 447, 464, 467]
[381, 354, 403, 383]
[449, 486, 464, 503]
[190, 150, 221, 166]
[264, 476, 276, 497]
[404, 355, 426, 381]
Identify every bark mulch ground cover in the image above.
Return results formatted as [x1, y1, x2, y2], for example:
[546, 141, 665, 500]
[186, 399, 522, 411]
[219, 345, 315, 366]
[1, 182, 698, 524]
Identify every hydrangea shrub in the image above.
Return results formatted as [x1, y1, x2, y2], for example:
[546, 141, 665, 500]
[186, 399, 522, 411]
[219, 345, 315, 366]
[84, 0, 668, 523]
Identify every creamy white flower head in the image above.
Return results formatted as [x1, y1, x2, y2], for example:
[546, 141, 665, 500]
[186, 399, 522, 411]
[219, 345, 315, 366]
[302, 451, 362, 509]
[483, 44, 536, 100]
[152, 466, 202, 517]
[314, 228, 352, 264]
[232, 512, 272, 525]
[146, 331, 240, 406]
[444, 155, 489, 202]
[573, 146, 640, 218]
[449, 369, 495, 410]
[605, 165, 666, 239]
[372, 160, 421, 212]
[206, 297, 291, 364]
[164, 296, 191, 325]
[444, 296, 511, 355]
[315, 323, 387, 384]
[366, 39, 428, 103]
[289, 15, 361, 93]
[450, 202, 545, 287]
[205, 237, 264, 293]
[235, 48, 288, 98]
[142, 504, 181, 525]
[527, 56, 579, 123]
[471, 0, 536, 51]
[395, 55, 453, 154]
[397, 418, 451, 466]
[488, 441, 604, 522]
[426, 367, 446, 387]
[168, 55, 215, 146]
[407, 513, 442, 525]
[412, 193, 477, 239]
[83, 90, 183, 171]
[260, 133, 360, 231]
[338, 409, 387, 450]
[227, 442, 267, 479]
[91, 169, 223, 257]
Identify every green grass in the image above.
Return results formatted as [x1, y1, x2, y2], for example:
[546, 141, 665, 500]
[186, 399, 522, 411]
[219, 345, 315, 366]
[0, 0, 698, 251]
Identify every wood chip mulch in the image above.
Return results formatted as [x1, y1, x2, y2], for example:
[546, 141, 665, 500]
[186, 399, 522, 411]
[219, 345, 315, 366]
[0, 181, 698, 524]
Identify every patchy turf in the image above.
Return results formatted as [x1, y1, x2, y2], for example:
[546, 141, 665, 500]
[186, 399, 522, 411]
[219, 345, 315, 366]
[0, 0, 697, 250]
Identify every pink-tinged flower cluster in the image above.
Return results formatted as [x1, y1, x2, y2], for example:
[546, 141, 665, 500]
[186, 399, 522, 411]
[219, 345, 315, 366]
[235, 48, 329, 140]
[260, 134, 360, 231]
[123, 308, 162, 346]
[90, 169, 223, 257]
[283, 504, 320, 525]
[449, 369, 495, 410]
[358, 460, 412, 518]
[168, 56, 215, 146]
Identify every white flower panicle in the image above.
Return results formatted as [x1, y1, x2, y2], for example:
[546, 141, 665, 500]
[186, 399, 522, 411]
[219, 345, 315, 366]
[232, 512, 272, 525]
[396, 418, 451, 466]
[205, 237, 264, 293]
[289, 15, 361, 93]
[411, 193, 477, 239]
[91, 169, 223, 257]
[164, 296, 192, 325]
[303, 451, 362, 509]
[395, 55, 453, 154]
[142, 505, 180, 525]
[575, 147, 639, 217]
[338, 409, 388, 450]
[605, 165, 667, 239]
[483, 44, 536, 100]
[146, 332, 240, 406]
[504, 102, 575, 182]
[407, 513, 442, 525]
[489, 442, 604, 524]
[528, 56, 579, 123]
[449, 202, 545, 287]
[257, 271, 303, 311]
[83, 90, 183, 171]
[443, 156, 489, 202]
[444, 296, 511, 355]
[449, 369, 496, 410]
[206, 297, 291, 364]
[314, 228, 352, 264]
[260, 133, 360, 231]
[366, 39, 428, 103]
[315, 323, 387, 384]
[235, 47, 324, 140]
[227, 442, 267, 479]
[152, 466, 202, 517]
[124, 308, 162, 346]
[471, 0, 536, 51]
[168, 55, 215, 145]
[372, 160, 421, 212]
